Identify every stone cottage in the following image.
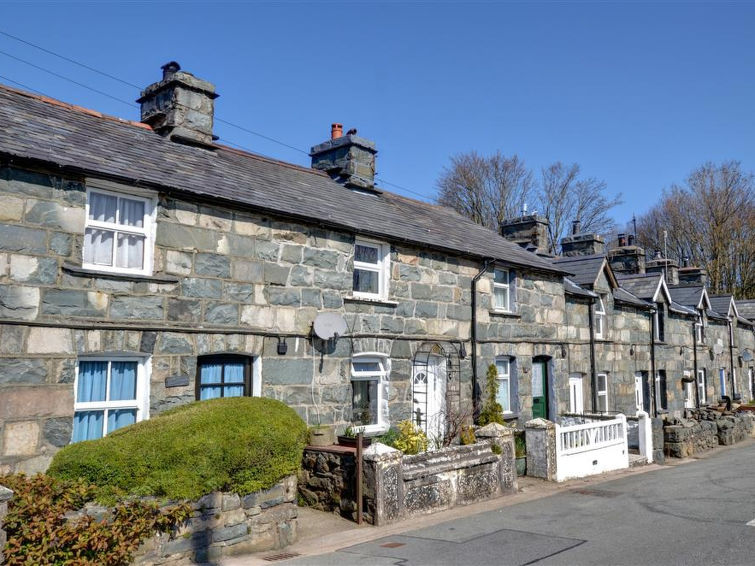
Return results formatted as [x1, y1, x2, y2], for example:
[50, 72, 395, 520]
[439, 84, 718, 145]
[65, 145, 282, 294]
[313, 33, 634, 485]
[0, 64, 569, 473]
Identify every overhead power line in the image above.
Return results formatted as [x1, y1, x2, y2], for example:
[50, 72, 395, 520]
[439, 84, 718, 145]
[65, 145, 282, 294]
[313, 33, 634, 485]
[0, 31, 433, 202]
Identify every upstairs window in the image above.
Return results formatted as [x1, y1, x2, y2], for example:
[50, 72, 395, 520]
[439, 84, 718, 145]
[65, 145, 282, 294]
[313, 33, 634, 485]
[83, 187, 156, 276]
[196, 355, 255, 400]
[595, 295, 606, 339]
[597, 373, 609, 412]
[73, 357, 149, 442]
[695, 315, 705, 344]
[495, 357, 512, 414]
[351, 355, 389, 432]
[353, 240, 389, 300]
[654, 305, 665, 342]
[493, 268, 515, 312]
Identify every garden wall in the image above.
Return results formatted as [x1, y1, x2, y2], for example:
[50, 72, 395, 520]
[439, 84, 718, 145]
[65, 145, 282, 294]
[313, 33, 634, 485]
[363, 424, 516, 526]
[298, 445, 358, 521]
[663, 410, 754, 459]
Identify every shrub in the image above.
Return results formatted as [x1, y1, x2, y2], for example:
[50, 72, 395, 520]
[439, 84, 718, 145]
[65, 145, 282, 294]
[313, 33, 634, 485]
[0, 473, 190, 566]
[392, 420, 428, 455]
[460, 425, 476, 445]
[515, 430, 526, 458]
[374, 427, 400, 447]
[48, 397, 308, 501]
[478, 364, 505, 426]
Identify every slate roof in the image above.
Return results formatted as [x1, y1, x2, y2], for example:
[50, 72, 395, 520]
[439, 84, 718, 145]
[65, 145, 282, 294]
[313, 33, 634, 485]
[709, 295, 733, 318]
[613, 287, 651, 308]
[563, 278, 598, 299]
[668, 286, 705, 309]
[615, 273, 663, 301]
[0, 84, 565, 275]
[552, 255, 606, 287]
[736, 300, 755, 322]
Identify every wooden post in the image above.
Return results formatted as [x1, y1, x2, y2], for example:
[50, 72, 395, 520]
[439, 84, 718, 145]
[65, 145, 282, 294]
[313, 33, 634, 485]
[356, 431, 363, 525]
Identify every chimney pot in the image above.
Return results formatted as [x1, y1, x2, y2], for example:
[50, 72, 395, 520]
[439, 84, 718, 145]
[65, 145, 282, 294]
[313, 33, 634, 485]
[161, 61, 181, 80]
[618, 233, 627, 247]
[654, 249, 663, 260]
[627, 234, 635, 246]
[682, 255, 690, 267]
[331, 123, 343, 140]
[572, 220, 581, 235]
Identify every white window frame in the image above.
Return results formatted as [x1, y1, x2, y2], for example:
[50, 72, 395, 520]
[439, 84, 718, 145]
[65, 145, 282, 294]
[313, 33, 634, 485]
[569, 374, 584, 414]
[684, 371, 695, 409]
[493, 268, 511, 312]
[634, 372, 644, 412]
[495, 357, 512, 414]
[655, 371, 667, 411]
[597, 373, 608, 412]
[350, 353, 390, 434]
[83, 184, 157, 276]
[749, 367, 754, 402]
[595, 295, 606, 339]
[697, 368, 707, 405]
[719, 368, 727, 396]
[695, 316, 705, 345]
[352, 239, 390, 300]
[73, 355, 150, 442]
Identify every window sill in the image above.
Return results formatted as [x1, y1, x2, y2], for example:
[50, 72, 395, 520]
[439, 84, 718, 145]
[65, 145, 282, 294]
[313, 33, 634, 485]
[489, 310, 520, 318]
[63, 262, 179, 283]
[344, 296, 399, 308]
[503, 413, 520, 421]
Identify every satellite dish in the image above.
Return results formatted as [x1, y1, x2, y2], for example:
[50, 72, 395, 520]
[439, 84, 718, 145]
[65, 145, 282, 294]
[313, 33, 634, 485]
[742, 350, 753, 362]
[313, 312, 348, 340]
[713, 343, 724, 356]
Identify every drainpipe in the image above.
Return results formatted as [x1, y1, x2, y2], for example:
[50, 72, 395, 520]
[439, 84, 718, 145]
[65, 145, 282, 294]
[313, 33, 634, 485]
[728, 319, 736, 399]
[693, 320, 700, 409]
[588, 299, 597, 412]
[650, 308, 657, 417]
[471, 258, 493, 421]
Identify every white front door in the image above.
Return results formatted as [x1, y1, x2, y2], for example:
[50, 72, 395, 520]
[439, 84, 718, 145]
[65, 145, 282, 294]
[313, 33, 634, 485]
[568, 374, 583, 414]
[634, 373, 644, 412]
[412, 355, 446, 443]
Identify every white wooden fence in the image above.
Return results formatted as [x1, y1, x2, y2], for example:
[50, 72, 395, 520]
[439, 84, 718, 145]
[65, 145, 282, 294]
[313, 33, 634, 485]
[555, 414, 629, 482]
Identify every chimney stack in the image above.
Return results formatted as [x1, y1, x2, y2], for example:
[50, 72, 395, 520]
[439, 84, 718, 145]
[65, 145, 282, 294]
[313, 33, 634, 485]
[608, 235, 646, 275]
[646, 251, 679, 285]
[500, 214, 551, 255]
[560, 220, 605, 257]
[137, 62, 218, 147]
[311, 125, 377, 190]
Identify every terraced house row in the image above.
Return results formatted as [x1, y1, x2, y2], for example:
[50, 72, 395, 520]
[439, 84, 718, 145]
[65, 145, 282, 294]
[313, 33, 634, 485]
[1, 64, 753, 474]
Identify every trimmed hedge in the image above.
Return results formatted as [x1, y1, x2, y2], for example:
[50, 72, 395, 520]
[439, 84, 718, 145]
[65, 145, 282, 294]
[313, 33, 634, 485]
[47, 397, 307, 501]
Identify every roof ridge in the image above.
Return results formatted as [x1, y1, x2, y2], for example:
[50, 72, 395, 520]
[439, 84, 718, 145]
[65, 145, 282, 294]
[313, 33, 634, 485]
[0, 82, 152, 130]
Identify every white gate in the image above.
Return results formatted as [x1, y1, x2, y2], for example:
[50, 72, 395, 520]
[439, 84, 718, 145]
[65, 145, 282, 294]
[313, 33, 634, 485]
[555, 414, 629, 482]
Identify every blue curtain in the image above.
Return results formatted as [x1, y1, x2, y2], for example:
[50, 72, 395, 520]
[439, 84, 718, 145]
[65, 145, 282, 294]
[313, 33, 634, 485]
[110, 362, 137, 401]
[72, 411, 103, 442]
[107, 409, 137, 433]
[200, 362, 223, 400]
[224, 362, 245, 397]
[77, 361, 107, 402]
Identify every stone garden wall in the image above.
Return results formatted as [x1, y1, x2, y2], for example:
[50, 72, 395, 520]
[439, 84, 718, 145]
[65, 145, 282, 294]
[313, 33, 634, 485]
[362, 424, 516, 526]
[663, 410, 754, 458]
[298, 445, 358, 520]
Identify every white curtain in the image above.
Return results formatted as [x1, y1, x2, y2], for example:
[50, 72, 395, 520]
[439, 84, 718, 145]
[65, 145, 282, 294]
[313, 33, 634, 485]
[115, 233, 145, 269]
[119, 198, 145, 228]
[84, 228, 114, 265]
[89, 192, 117, 222]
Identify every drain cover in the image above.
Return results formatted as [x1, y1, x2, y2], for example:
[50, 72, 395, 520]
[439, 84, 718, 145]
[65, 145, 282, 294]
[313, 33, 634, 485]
[262, 551, 301, 561]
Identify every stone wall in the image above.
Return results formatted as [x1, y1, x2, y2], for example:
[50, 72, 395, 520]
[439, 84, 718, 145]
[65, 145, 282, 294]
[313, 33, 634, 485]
[136, 475, 298, 564]
[663, 411, 754, 458]
[298, 445, 358, 520]
[0, 485, 11, 565]
[362, 424, 516, 526]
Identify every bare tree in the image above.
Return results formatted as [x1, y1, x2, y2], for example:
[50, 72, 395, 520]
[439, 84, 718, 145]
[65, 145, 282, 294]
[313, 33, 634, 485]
[538, 162, 623, 254]
[436, 152, 621, 254]
[437, 151, 533, 229]
[636, 161, 755, 297]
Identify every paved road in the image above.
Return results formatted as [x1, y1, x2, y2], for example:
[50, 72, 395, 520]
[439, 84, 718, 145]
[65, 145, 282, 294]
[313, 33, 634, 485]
[283, 443, 755, 565]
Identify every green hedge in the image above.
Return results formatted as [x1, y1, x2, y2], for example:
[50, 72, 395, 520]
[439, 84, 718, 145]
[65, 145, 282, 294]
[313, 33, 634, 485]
[48, 397, 308, 501]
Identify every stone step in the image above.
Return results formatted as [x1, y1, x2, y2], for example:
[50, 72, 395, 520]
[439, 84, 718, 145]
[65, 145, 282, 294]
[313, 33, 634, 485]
[629, 453, 647, 468]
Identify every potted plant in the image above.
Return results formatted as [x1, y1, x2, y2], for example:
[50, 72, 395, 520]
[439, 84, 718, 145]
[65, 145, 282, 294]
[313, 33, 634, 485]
[515, 430, 526, 476]
[337, 426, 372, 448]
[308, 424, 335, 447]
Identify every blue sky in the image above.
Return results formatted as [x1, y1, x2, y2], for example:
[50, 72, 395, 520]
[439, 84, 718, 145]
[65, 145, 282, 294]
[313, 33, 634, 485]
[2, 1, 754, 230]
